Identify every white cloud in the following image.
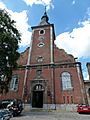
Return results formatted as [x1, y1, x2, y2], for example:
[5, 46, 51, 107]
[86, 7, 90, 17]
[0, 1, 6, 9]
[10, 10, 32, 46]
[23, 0, 54, 10]
[0, 2, 31, 47]
[55, 21, 90, 58]
[72, 0, 76, 5]
[84, 72, 89, 80]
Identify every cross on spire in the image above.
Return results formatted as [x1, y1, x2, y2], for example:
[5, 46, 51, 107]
[39, 6, 49, 25]
[45, 6, 46, 14]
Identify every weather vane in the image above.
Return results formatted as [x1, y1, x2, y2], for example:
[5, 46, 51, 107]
[45, 6, 46, 12]
[44, 5, 47, 14]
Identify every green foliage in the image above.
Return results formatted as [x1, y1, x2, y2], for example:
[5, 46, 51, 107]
[0, 9, 21, 93]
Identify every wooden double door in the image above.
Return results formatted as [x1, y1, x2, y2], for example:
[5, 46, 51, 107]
[32, 91, 43, 108]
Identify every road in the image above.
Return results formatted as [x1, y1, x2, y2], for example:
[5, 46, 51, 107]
[11, 111, 90, 120]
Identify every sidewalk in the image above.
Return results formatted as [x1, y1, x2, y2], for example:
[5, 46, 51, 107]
[23, 104, 77, 112]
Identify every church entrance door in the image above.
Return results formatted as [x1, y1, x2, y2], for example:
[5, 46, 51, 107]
[32, 91, 43, 108]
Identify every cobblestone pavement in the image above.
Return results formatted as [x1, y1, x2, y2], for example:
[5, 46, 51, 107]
[11, 110, 90, 120]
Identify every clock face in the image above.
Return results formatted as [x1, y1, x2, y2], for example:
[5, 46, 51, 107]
[38, 36, 45, 41]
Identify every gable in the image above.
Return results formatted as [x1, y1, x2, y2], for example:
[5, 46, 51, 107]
[54, 45, 75, 63]
[17, 47, 29, 65]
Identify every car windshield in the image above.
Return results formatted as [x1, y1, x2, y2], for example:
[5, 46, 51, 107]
[0, 100, 13, 109]
[0, 99, 23, 109]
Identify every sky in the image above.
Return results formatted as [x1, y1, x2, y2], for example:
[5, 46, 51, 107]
[0, 0, 90, 80]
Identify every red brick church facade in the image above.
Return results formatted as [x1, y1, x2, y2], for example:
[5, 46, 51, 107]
[0, 11, 88, 108]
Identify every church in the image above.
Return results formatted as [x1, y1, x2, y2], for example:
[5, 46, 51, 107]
[0, 11, 89, 110]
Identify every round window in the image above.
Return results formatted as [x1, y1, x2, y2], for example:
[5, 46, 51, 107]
[39, 29, 45, 35]
[37, 42, 44, 47]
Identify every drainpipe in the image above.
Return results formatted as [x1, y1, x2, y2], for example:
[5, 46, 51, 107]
[50, 26, 56, 109]
[22, 31, 33, 100]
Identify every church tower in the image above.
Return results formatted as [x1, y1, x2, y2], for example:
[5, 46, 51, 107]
[30, 11, 55, 65]
[29, 11, 56, 108]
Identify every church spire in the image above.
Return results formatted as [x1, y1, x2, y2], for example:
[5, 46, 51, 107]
[39, 6, 50, 26]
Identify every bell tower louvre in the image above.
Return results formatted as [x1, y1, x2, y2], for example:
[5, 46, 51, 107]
[0, 10, 87, 110]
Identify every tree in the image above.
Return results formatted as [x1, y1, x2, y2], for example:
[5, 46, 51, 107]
[0, 9, 21, 93]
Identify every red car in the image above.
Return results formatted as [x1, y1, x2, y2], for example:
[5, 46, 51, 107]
[77, 104, 90, 114]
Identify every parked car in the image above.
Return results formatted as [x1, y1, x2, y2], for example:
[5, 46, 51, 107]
[77, 104, 90, 114]
[0, 99, 23, 116]
[0, 109, 11, 120]
[3, 109, 13, 118]
[0, 111, 4, 120]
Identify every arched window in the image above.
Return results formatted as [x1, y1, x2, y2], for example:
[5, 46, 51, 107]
[61, 72, 72, 90]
